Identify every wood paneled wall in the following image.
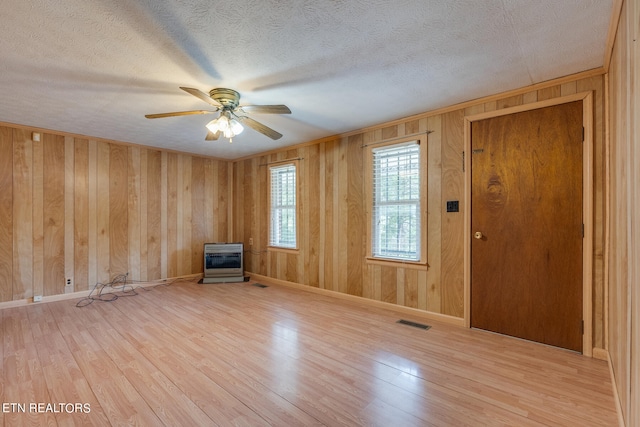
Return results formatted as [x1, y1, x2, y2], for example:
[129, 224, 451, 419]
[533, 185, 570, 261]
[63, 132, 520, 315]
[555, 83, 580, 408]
[0, 127, 230, 301]
[0, 73, 612, 367]
[607, 0, 639, 424]
[233, 73, 607, 347]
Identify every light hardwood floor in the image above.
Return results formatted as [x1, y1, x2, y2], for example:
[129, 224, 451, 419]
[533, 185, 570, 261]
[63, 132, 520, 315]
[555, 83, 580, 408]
[1, 279, 618, 426]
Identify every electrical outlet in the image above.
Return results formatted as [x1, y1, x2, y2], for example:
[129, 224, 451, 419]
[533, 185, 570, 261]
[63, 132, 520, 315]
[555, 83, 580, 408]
[64, 277, 74, 293]
[33, 295, 43, 302]
[249, 237, 253, 246]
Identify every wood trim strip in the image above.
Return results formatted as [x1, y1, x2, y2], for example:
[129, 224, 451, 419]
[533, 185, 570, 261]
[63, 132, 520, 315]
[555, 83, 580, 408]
[603, 73, 611, 352]
[267, 247, 300, 255]
[64, 136, 75, 292]
[0, 127, 13, 302]
[600, 348, 628, 427]
[631, 1, 640, 422]
[248, 272, 465, 327]
[593, 347, 609, 361]
[583, 92, 595, 358]
[603, 0, 626, 73]
[365, 258, 429, 271]
[464, 91, 593, 122]
[360, 131, 432, 148]
[463, 117, 472, 327]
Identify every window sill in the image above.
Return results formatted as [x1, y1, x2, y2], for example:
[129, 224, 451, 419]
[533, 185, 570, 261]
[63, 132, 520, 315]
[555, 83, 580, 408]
[365, 257, 429, 270]
[268, 246, 300, 255]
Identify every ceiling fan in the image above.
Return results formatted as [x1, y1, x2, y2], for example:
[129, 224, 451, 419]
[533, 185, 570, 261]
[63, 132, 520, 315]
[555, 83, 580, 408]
[145, 87, 291, 141]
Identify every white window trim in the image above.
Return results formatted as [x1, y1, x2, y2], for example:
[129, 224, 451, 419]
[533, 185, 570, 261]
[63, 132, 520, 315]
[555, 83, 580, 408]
[268, 160, 300, 251]
[365, 137, 428, 266]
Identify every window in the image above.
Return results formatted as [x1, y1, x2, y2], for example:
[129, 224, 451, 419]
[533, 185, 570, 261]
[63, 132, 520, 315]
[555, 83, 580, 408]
[370, 140, 423, 261]
[269, 162, 297, 249]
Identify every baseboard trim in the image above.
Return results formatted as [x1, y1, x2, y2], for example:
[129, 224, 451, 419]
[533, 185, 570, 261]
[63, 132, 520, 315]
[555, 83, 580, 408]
[599, 348, 627, 427]
[593, 347, 609, 361]
[0, 273, 203, 310]
[248, 272, 465, 327]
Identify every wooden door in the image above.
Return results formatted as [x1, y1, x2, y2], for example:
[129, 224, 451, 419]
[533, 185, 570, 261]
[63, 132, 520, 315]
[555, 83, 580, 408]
[470, 101, 583, 352]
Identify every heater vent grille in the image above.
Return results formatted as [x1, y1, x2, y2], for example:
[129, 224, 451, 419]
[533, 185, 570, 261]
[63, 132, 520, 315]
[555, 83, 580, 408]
[397, 319, 431, 330]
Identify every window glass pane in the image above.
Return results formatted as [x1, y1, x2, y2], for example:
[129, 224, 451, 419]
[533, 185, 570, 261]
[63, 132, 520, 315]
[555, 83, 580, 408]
[372, 142, 420, 260]
[270, 164, 297, 248]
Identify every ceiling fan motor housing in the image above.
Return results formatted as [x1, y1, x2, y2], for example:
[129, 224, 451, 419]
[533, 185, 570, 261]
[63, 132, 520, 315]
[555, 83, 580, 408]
[209, 88, 240, 109]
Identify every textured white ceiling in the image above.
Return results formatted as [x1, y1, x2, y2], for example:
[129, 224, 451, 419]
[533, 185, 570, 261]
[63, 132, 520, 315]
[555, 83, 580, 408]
[0, 0, 613, 159]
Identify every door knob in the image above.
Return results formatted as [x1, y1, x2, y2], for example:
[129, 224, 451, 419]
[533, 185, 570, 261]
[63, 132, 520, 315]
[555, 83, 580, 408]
[474, 231, 483, 240]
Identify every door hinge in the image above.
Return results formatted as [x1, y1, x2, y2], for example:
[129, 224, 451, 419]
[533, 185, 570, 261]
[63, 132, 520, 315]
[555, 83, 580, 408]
[582, 127, 585, 142]
[582, 223, 585, 238]
[462, 151, 465, 172]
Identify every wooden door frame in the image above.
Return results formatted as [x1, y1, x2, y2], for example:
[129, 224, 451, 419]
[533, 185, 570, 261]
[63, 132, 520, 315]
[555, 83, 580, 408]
[463, 92, 594, 357]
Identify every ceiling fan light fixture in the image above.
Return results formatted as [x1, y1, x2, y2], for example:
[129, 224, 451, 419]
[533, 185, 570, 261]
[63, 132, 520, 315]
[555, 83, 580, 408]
[230, 118, 243, 135]
[205, 115, 226, 133]
[205, 118, 220, 133]
[206, 112, 243, 141]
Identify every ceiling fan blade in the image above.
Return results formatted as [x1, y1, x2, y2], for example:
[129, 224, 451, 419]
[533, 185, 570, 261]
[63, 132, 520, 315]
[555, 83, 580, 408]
[179, 87, 221, 107]
[237, 116, 283, 140]
[205, 130, 220, 141]
[145, 110, 217, 119]
[238, 105, 291, 114]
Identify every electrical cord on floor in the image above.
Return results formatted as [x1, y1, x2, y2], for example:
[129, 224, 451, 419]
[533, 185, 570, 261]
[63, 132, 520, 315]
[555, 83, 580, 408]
[75, 274, 196, 308]
[76, 273, 135, 307]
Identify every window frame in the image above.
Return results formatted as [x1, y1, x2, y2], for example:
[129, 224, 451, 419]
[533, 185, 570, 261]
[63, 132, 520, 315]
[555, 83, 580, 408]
[267, 160, 300, 251]
[365, 137, 428, 266]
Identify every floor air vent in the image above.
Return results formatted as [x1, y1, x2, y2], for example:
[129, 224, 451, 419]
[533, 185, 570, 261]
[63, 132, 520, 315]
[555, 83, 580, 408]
[252, 283, 268, 288]
[397, 319, 431, 330]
